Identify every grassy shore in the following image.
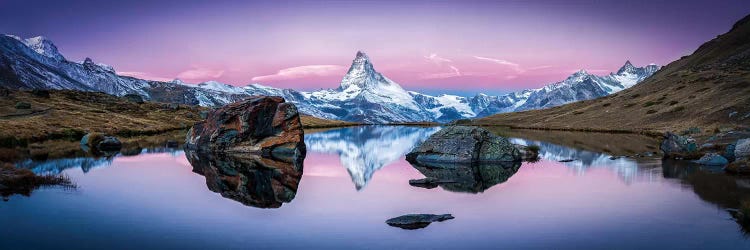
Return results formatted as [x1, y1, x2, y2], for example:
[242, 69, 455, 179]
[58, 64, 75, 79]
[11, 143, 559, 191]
[300, 115, 361, 129]
[0, 90, 205, 147]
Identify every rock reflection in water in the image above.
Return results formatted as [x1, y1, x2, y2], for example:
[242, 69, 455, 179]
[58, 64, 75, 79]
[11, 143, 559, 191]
[661, 159, 750, 234]
[409, 161, 521, 193]
[186, 151, 303, 208]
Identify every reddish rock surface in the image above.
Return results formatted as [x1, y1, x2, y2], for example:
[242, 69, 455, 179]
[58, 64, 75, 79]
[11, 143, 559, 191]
[186, 96, 306, 161]
[186, 151, 303, 208]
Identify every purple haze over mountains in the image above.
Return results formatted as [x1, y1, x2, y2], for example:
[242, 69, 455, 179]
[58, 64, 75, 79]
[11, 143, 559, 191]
[1, 0, 748, 95]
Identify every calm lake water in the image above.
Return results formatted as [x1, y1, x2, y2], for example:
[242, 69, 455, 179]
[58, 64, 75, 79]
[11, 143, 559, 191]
[2, 126, 750, 249]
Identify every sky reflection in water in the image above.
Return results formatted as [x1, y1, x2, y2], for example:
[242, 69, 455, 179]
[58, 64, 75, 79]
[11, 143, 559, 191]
[2, 126, 749, 249]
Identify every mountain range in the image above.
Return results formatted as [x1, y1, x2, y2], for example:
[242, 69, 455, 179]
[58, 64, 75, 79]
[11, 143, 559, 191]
[0, 34, 659, 123]
[474, 14, 750, 133]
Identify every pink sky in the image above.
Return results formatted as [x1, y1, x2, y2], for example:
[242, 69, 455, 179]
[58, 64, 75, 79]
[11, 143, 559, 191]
[3, 0, 749, 94]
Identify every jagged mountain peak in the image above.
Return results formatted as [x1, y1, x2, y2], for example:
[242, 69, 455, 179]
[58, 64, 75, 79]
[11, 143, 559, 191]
[21, 36, 65, 61]
[339, 50, 398, 91]
[355, 50, 369, 60]
[564, 69, 590, 83]
[617, 60, 637, 74]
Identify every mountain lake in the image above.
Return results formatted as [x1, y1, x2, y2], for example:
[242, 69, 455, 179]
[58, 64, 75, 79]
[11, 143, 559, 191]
[1, 125, 749, 249]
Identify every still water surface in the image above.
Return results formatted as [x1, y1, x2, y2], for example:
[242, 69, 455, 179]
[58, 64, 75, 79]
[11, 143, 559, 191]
[1, 126, 749, 249]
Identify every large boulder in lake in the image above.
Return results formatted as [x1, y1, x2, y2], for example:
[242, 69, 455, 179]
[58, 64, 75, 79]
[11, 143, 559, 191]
[660, 132, 700, 159]
[185, 96, 305, 161]
[406, 126, 521, 164]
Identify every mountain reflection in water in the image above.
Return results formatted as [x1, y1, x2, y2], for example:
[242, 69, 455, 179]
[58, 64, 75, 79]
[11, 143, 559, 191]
[304, 125, 440, 190]
[5, 126, 750, 248]
[510, 137, 662, 184]
[16, 147, 183, 174]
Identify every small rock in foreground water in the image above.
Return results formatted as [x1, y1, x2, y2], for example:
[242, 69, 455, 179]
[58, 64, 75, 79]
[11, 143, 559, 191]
[386, 214, 454, 230]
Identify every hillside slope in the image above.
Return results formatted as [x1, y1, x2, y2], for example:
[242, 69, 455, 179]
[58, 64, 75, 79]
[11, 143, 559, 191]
[0, 89, 353, 144]
[475, 14, 750, 134]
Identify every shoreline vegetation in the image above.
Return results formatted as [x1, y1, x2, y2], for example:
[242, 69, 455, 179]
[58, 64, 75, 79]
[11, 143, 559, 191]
[0, 89, 362, 146]
[1, 163, 75, 199]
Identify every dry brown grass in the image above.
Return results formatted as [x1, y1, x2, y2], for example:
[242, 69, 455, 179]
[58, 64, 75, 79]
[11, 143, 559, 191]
[0, 90, 205, 145]
[487, 127, 661, 156]
[300, 115, 360, 128]
[0, 163, 75, 198]
[474, 15, 750, 137]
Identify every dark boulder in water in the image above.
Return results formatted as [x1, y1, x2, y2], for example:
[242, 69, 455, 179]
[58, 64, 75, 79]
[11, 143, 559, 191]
[406, 126, 521, 164]
[660, 132, 700, 159]
[80, 132, 122, 153]
[185, 150, 303, 208]
[386, 214, 454, 230]
[693, 153, 729, 166]
[186, 96, 306, 162]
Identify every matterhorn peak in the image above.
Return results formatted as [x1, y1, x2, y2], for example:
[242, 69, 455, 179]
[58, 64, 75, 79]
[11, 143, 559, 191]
[339, 51, 398, 90]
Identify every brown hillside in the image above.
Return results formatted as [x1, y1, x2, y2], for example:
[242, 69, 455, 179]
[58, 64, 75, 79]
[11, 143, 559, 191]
[475, 14, 750, 135]
[0, 89, 355, 145]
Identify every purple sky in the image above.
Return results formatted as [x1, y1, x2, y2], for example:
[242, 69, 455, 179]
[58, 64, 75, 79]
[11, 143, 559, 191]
[2, 0, 749, 95]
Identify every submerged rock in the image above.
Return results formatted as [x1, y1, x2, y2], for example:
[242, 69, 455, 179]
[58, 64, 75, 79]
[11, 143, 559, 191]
[660, 132, 700, 159]
[408, 177, 456, 189]
[409, 161, 521, 193]
[186, 150, 303, 208]
[406, 126, 520, 164]
[186, 96, 306, 162]
[386, 214, 454, 230]
[693, 153, 729, 166]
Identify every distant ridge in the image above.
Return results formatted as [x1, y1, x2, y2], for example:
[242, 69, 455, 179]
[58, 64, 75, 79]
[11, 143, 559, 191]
[474, 14, 750, 133]
[0, 35, 657, 123]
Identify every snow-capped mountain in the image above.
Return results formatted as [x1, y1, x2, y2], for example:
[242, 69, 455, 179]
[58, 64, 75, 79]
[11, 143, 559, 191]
[0, 34, 660, 123]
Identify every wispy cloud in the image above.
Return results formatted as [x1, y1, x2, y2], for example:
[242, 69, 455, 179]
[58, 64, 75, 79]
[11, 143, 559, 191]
[472, 55, 524, 73]
[419, 70, 495, 80]
[177, 67, 225, 81]
[527, 65, 554, 71]
[251, 65, 346, 82]
[449, 65, 461, 76]
[424, 53, 452, 64]
[117, 71, 174, 82]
